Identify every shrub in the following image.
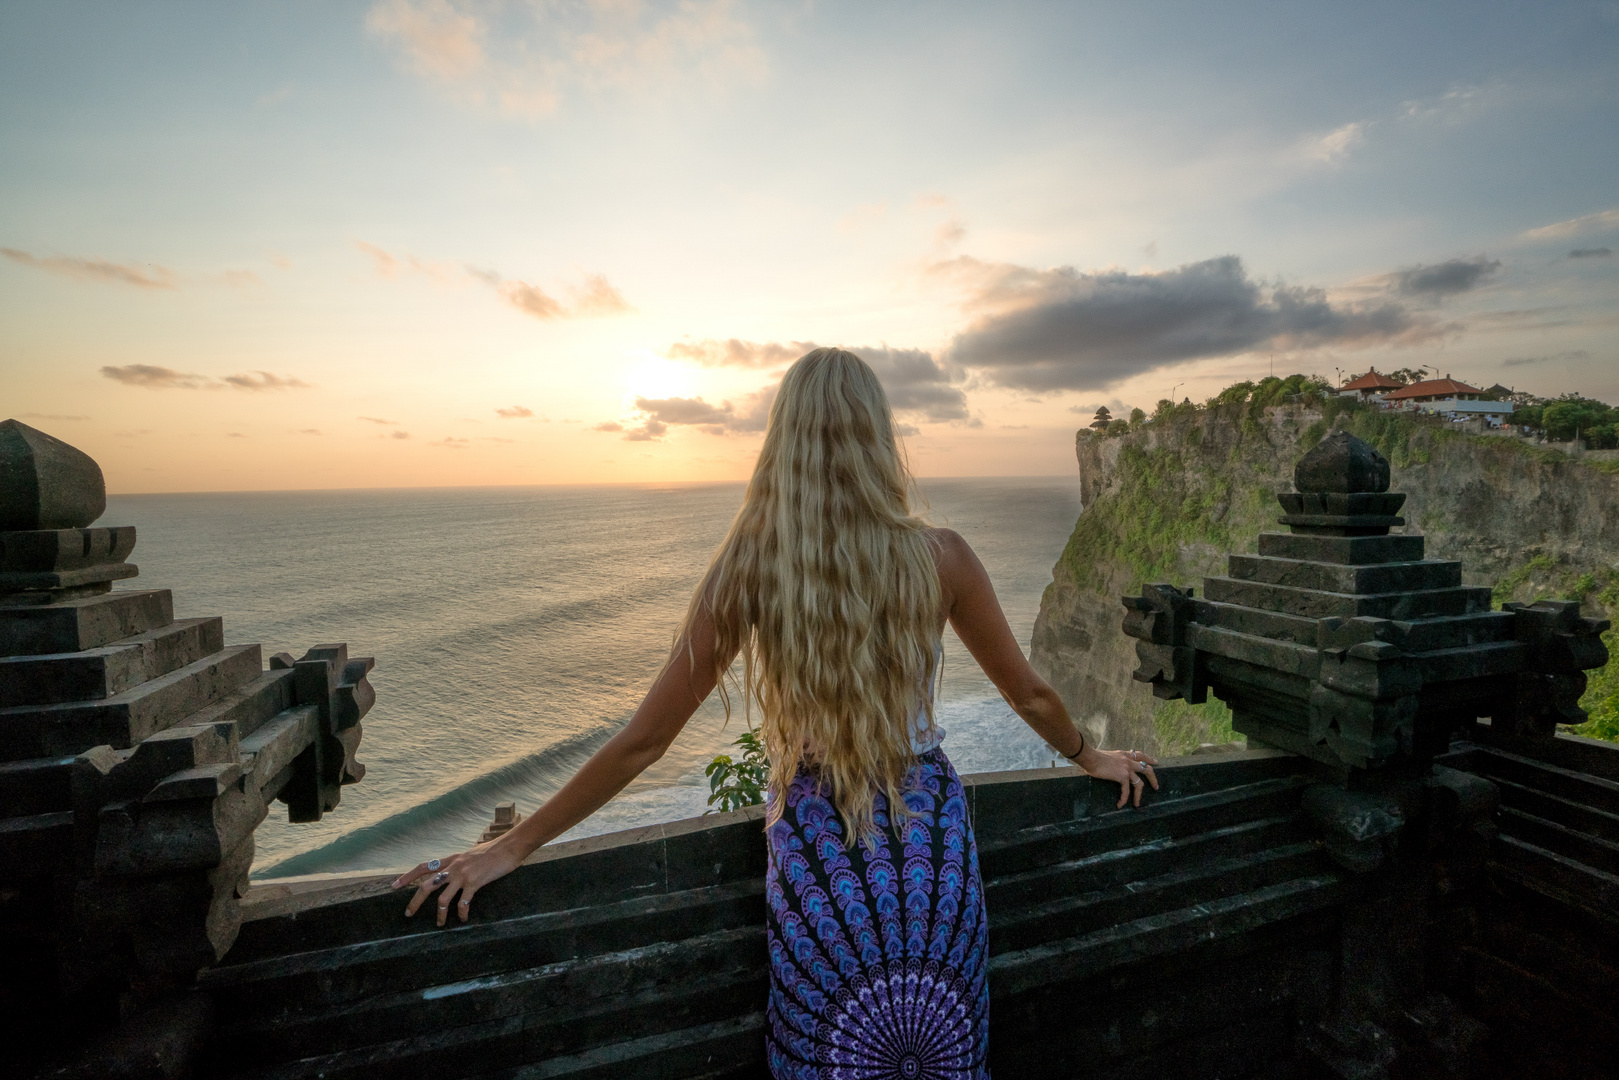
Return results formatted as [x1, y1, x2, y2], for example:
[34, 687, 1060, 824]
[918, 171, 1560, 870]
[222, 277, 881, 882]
[705, 729, 770, 812]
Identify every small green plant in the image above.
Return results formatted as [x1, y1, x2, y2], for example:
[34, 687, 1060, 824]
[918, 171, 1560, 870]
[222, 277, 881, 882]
[705, 729, 771, 813]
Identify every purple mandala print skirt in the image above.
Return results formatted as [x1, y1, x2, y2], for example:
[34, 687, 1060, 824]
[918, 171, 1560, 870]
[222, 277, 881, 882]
[765, 747, 991, 1079]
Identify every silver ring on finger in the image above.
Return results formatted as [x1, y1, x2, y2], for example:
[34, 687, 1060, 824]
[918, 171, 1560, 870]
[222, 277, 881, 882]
[1131, 775, 1143, 785]
[426, 859, 442, 871]
[431, 871, 449, 885]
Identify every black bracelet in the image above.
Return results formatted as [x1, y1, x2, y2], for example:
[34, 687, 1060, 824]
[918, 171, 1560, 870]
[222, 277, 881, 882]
[1062, 731, 1086, 763]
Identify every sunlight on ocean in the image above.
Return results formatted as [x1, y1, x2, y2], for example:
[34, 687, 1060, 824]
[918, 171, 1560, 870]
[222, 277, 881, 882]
[103, 477, 1080, 877]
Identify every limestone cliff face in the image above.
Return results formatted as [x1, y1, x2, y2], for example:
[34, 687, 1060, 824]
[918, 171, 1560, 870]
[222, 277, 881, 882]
[1030, 403, 1619, 754]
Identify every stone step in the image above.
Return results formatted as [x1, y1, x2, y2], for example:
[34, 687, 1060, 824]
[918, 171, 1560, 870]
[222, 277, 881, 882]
[985, 814, 1303, 910]
[0, 753, 74, 817]
[1226, 554, 1461, 594]
[991, 840, 1328, 955]
[0, 643, 262, 760]
[986, 811, 1305, 913]
[0, 616, 224, 707]
[1493, 777, 1619, 847]
[209, 926, 765, 1079]
[238, 705, 318, 798]
[1202, 577, 1492, 621]
[201, 880, 765, 1018]
[233, 1011, 770, 1080]
[1255, 531, 1426, 565]
[1499, 807, 1619, 878]
[229, 813, 772, 963]
[1475, 905, 1619, 1008]
[1490, 834, 1619, 930]
[987, 871, 1347, 1000]
[978, 776, 1309, 878]
[1460, 745, 1619, 819]
[0, 588, 173, 657]
[1193, 599, 1319, 645]
[0, 808, 73, 870]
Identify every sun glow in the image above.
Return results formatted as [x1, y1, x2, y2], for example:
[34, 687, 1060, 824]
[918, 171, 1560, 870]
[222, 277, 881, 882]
[620, 354, 698, 402]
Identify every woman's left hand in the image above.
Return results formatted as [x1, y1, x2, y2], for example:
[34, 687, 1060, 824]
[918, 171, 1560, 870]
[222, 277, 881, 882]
[392, 839, 523, 926]
[1081, 747, 1160, 809]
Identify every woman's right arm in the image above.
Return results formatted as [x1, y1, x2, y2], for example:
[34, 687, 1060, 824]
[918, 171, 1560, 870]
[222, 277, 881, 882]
[930, 527, 1159, 809]
[393, 599, 730, 925]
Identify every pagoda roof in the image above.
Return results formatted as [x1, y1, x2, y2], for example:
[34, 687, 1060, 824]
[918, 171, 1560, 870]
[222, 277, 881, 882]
[1339, 369, 1405, 392]
[1382, 376, 1483, 401]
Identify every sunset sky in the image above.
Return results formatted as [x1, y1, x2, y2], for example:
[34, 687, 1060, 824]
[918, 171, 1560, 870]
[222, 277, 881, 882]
[2, 1, 1616, 492]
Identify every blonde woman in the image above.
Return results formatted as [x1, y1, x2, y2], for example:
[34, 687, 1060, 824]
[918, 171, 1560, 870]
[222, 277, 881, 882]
[395, 348, 1159, 1077]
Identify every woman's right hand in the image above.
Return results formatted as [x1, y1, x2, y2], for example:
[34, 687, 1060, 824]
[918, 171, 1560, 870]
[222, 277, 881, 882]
[392, 838, 524, 927]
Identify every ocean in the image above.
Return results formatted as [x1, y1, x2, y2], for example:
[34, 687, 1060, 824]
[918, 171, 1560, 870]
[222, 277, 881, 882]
[102, 477, 1082, 878]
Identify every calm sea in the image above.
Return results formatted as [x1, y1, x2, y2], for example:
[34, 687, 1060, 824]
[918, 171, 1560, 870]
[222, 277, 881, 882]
[102, 477, 1081, 878]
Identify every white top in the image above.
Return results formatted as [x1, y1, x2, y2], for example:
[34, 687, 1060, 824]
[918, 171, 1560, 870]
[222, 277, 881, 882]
[910, 643, 946, 754]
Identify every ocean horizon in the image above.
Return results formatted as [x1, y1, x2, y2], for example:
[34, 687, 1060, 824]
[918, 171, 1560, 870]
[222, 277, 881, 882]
[102, 475, 1083, 879]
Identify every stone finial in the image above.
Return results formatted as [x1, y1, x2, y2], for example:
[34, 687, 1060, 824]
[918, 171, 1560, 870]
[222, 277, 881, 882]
[0, 419, 107, 530]
[1294, 431, 1390, 494]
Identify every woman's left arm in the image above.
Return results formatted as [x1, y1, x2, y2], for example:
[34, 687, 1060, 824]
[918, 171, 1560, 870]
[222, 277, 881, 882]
[393, 600, 729, 925]
[931, 528, 1159, 809]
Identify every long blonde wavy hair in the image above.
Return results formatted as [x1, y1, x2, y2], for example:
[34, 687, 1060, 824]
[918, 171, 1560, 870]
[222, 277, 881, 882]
[680, 347, 942, 843]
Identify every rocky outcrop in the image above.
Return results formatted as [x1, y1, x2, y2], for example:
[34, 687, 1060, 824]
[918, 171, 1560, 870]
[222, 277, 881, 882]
[1031, 403, 1619, 754]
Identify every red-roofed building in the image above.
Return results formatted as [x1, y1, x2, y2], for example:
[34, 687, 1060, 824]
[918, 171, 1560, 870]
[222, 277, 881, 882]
[1381, 376, 1483, 403]
[1381, 375, 1515, 425]
[1336, 369, 1406, 401]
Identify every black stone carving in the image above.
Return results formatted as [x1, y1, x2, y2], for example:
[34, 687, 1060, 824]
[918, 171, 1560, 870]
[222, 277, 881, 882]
[0, 424, 373, 1066]
[0, 418, 107, 530]
[1122, 431, 1610, 775]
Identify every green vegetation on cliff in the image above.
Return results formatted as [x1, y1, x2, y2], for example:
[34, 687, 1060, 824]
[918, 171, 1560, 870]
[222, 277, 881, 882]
[1036, 378, 1619, 755]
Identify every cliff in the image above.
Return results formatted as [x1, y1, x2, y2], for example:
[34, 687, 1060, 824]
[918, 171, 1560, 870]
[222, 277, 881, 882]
[1031, 400, 1619, 755]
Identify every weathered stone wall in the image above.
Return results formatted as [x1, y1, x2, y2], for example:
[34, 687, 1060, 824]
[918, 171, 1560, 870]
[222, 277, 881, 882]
[1031, 403, 1619, 755]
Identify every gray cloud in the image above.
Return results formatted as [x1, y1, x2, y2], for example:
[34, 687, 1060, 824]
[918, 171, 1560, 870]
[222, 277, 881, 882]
[1393, 255, 1501, 297]
[1570, 248, 1613, 259]
[221, 371, 312, 391]
[947, 256, 1421, 393]
[103, 364, 312, 391]
[662, 339, 968, 421]
[496, 405, 534, 418]
[664, 338, 813, 369]
[3, 247, 178, 289]
[360, 416, 399, 425]
[1502, 350, 1590, 368]
[101, 364, 208, 389]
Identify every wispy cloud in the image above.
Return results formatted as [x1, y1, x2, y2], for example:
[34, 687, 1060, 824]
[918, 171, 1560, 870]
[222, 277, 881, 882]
[390, 429, 412, 440]
[20, 412, 90, 421]
[1503, 350, 1590, 368]
[221, 371, 313, 391]
[357, 240, 632, 319]
[939, 255, 1431, 393]
[1304, 121, 1366, 165]
[101, 364, 313, 391]
[360, 416, 399, 425]
[366, 0, 767, 119]
[1522, 208, 1619, 240]
[1570, 247, 1613, 259]
[495, 405, 534, 418]
[3, 248, 178, 289]
[665, 338, 813, 369]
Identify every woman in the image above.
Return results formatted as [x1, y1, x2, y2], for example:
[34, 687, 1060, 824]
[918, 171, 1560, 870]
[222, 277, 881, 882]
[395, 348, 1159, 1077]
